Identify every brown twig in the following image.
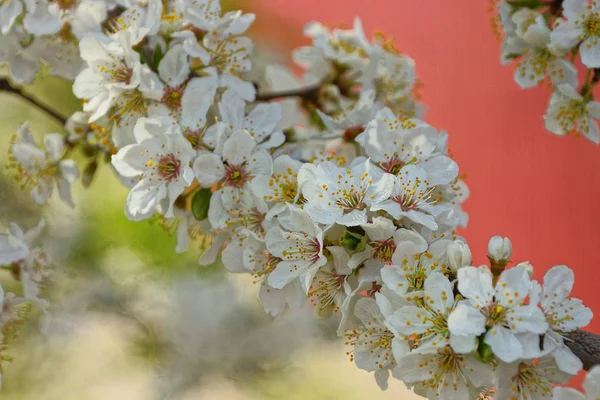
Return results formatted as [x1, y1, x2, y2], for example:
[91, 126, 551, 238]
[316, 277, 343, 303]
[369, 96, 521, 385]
[565, 330, 600, 371]
[0, 78, 67, 126]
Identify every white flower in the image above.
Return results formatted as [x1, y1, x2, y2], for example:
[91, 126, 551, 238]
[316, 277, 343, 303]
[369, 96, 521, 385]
[73, 30, 161, 123]
[23, 0, 107, 39]
[446, 240, 472, 273]
[393, 346, 494, 399]
[358, 108, 436, 175]
[371, 165, 444, 231]
[550, 0, 600, 67]
[344, 295, 407, 389]
[495, 357, 572, 400]
[348, 217, 401, 274]
[498, 2, 528, 64]
[236, 233, 306, 316]
[299, 159, 394, 226]
[309, 246, 353, 316]
[9, 123, 79, 207]
[0, 27, 40, 84]
[0, 219, 45, 266]
[530, 265, 593, 374]
[488, 235, 512, 263]
[192, 129, 273, 194]
[380, 233, 451, 298]
[544, 83, 600, 144]
[386, 272, 477, 355]
[153, 44, 217, 124]
[251, 154, 303, 219]
[511, 9, 577, 88]
[208, 188, 270, 237]
[111, 118, 196, 219]
[448, 265, 548, 363]
[553, 364, 600, 399]
[216, 92, 285, 150]
[0, 0, 23, 34]
[265, 205, 327, 291]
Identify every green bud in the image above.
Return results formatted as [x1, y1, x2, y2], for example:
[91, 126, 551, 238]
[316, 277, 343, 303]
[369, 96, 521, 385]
[81, 160, 98, 188]
[339, 230, 364, 251]
[476, 335, 494, 364]
[191, 188, 212, 221]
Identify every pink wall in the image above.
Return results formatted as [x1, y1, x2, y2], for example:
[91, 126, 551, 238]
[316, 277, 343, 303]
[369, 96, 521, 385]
[255, 0, 600, 334]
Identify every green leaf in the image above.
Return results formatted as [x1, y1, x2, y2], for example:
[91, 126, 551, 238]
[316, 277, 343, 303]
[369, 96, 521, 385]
[152, 46, 164, 70]
[191, 189, 212, 221]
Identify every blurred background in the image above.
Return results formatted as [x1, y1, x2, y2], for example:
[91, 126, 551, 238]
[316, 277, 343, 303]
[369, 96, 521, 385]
[1, 0, 599, 398]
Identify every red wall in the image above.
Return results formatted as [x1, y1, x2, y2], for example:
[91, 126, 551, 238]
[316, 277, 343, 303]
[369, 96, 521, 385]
[255, 0, 600, 334]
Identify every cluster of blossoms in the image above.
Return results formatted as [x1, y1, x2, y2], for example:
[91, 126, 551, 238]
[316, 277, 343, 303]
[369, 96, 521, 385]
[493, 0, 600, 144]
[0, 219, 54, 387]
[1, 0, 597, 397]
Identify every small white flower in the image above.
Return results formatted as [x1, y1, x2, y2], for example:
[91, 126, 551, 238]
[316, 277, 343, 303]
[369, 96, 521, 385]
[309, 246, 353, 316]
[238, 233, 306, 317]
[0, 0, 23, 34]
[386, 272, 477, 355]
[544, 83, 600, 144]
[0, 219, 45, 266]
[265, 205, 327, 291]
[553, 364, 600, 399]
[495, 357, 572, 400]
[9, 123, 79, 207]
[393, 346, 494, 399]
[299, 159, 394, 226]
[192, 129, 273, 194]
[530, 265, 593, 374]
[251, 154, 303, 219]
[550, 0, 600, 67]
[344, 294, 408, 389]
[73, 30, 161, 123]
[446, 240, 472, 273]
[488, 235, 513, 263]
[111, 117, 196, 219]
[348, 216, 402, 273]
[448, 265, 548, 363]
[371, 165, 444, 231]
[511, 9, 577, 88]
[380, 233, 450, 298]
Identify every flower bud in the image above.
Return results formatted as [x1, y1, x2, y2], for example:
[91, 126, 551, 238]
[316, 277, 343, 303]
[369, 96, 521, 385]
[447, 241, 472, 273]
[487, 235, 512, 264]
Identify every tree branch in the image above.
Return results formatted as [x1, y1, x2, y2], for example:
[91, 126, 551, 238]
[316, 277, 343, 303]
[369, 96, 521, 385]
[565, 330, 600, 371]
[0, 78, 67, 126]
[255, 81, 324, 102]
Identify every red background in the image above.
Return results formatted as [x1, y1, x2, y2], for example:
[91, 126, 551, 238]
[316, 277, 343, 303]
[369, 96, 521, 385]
[254, 0, 600, 335]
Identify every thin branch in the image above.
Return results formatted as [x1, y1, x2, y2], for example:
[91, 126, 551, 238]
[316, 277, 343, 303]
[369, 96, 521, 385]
[565, 330, 600, 371]
[255, 80, 325, 102]
[0, 78, 67, 126]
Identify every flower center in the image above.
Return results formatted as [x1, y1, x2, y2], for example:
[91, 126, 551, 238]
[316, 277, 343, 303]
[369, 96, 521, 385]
[484, 303, 507, 327]
[309, 270, 346, 313]
[162, 86, 184, 111]
[379, 156, 413, 175]
[394, 177, 436, 212]
[224, 164, 250, 188]
[155, 153, 181, 182]
[583, 12, 600, 38]
[372, 239, 396, 263]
